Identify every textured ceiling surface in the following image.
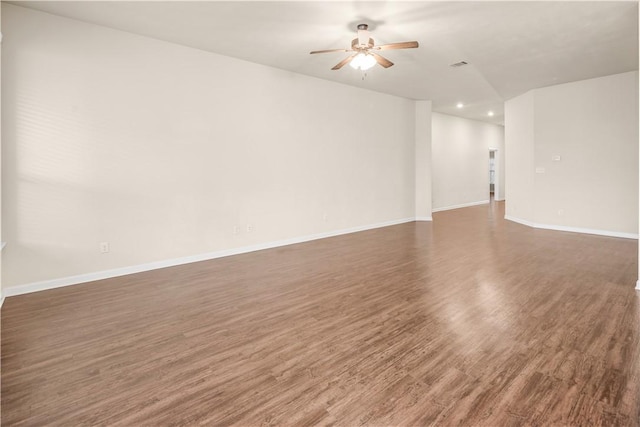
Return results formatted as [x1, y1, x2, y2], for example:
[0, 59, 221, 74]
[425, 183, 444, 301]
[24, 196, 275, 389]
[8, 1, 640, 124]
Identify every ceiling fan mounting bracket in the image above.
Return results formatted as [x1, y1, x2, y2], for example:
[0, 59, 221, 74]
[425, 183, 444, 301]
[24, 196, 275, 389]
[352, 38, 375, 50]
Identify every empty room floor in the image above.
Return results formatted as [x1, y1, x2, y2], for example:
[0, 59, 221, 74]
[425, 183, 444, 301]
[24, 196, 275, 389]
[2, 201, 639, 426]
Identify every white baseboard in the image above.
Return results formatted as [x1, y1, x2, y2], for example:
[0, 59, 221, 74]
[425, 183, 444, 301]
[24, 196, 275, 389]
[504, 215, 639, 240]
[432, 200, 490, 213]
[636, 280, 640, 291]
[3, 217, 420, 298]
[504, 215, 536, 228]
[415, 216, 433, 221]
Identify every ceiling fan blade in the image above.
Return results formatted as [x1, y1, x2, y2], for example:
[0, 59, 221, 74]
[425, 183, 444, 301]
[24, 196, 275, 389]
[310, 48, 350, 55]
[375, 41, 419, 50]
[371, 52, 394, 68]
[332, 54, 357, 70]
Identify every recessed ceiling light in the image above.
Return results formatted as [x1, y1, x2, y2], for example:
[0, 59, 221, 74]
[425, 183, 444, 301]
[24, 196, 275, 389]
[488, 111, 495, 117]
[456, 103, 464, 109]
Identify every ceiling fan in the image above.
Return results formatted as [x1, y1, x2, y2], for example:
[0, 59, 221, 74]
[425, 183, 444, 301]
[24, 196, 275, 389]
[310, 24, 419, 71]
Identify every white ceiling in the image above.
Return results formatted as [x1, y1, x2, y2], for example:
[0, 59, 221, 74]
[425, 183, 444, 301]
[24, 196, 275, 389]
[8, 1, 639, 125]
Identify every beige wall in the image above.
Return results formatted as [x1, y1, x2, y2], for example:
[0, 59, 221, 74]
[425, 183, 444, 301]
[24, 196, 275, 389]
[431, 112, 505, 211]
[506, 71, 638, 237]
[2, 4, 419, 289]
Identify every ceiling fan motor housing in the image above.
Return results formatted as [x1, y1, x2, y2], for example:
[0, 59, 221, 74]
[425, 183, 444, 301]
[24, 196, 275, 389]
[356, 24, 371, 48]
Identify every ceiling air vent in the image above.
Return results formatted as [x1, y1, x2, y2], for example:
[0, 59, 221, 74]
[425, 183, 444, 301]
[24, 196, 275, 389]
[450, 61, 468, 67]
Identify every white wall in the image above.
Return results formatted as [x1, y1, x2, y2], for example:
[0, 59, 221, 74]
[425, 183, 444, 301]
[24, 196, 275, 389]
[534, 72, 638, 234]
[2, 4, 418, 290]
[431, 112, 505, 211]
[497, 139, 506, 201]
[505, 71, 638, 237]
[0, 0, 3, 307]
[505, 91, 535, 221]
[415, 101, 432, 220]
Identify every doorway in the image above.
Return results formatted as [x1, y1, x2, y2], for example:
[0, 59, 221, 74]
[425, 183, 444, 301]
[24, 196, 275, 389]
[489, 149, 499, 201]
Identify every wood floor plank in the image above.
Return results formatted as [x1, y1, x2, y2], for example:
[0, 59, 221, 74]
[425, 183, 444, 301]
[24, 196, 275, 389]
[2, 201, 639, 426]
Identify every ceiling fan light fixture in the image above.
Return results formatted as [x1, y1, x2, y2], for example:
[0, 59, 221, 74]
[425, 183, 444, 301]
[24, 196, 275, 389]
[350, 53, 376, 70]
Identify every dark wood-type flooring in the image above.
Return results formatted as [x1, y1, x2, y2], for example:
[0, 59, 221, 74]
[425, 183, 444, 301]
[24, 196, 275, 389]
[2, 201, 640, 426]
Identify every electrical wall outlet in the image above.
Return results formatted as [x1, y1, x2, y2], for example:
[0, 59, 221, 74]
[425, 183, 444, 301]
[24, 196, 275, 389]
[246, 224, 253, 233]
[100, 242, 110, 253]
